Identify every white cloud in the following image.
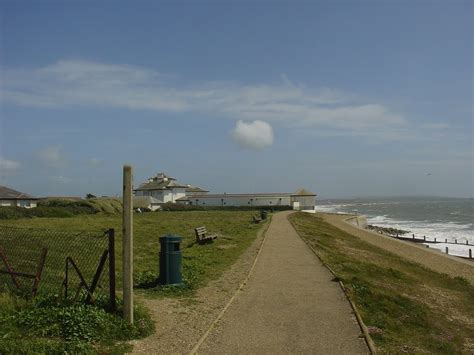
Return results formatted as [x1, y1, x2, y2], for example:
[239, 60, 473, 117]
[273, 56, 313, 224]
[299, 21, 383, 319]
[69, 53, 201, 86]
[0, 158, 21, 173]
[231, 120, 274, 150]
[2, 60, 416, 140]
[37, 146, 65, 168]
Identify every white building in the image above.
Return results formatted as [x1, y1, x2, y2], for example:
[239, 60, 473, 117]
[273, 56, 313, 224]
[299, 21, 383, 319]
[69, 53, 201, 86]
[0, 186, 38, 208]
[135, 172, 316, 210]
[133, 196, 161, 211]
[134, 173, 208, 203]
[178, 188, 316, 210]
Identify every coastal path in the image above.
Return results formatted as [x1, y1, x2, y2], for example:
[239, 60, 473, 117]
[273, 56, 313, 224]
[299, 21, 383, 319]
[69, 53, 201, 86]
[194, 211, 368, 354]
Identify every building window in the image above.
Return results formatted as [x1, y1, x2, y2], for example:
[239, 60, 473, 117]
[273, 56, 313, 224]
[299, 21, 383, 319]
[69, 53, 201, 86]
[18, 200, 31, 208]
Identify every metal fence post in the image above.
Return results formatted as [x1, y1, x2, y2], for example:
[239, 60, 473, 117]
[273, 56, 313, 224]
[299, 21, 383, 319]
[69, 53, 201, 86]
[108, 228, 116, 312]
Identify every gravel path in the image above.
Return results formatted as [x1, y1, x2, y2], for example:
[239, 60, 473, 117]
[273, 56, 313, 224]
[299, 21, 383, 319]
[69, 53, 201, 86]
[322, 213, 474, 284]
[130, 218, 270, 354]
[196, 211, 368, 354]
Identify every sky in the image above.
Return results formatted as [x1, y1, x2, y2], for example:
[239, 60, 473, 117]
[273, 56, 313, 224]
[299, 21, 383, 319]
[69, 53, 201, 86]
[0, 1, 472, 198]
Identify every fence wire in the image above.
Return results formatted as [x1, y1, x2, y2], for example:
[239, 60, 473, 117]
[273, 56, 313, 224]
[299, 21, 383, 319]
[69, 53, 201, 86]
[0, 225, 114, 306]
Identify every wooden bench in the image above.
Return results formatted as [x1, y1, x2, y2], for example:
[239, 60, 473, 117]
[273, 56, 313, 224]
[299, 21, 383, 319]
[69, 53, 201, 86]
[195, 226, 218, 244]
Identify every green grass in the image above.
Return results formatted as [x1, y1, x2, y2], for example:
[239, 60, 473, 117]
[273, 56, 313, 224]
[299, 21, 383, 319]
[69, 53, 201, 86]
[0, 292, 153, 354]
[0, 210, 265, 295]
[289, 212, 474, 354]
[0, 210, 267, 353]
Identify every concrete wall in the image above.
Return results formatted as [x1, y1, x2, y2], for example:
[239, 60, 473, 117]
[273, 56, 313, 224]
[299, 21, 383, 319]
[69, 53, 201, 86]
[291, 195, 316, 210]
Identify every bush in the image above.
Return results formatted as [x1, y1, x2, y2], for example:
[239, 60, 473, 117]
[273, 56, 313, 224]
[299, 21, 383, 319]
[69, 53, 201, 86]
[0, 293, 154, 354]
[0, 198, 124, 219]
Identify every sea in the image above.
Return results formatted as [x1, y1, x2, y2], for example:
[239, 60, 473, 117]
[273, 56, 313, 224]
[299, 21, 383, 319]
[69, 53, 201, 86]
[314, 197, 474, 258]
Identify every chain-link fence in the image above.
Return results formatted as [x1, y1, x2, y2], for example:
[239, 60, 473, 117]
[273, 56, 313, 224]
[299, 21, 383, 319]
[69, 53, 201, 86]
[0, 225, 115, 310]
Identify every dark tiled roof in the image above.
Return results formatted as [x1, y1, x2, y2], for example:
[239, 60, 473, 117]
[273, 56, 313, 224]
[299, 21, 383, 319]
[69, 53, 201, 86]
[0, 186, 37, 200]
[135, 178, 188, 191]
[175, 196, 190, 201]
[185, 185, 209, 193]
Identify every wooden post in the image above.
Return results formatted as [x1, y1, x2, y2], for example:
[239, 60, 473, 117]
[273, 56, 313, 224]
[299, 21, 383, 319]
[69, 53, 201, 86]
[108, 229, 116, 312]
[412, 234, 415, 240]
[455, 239, 457, 244]
[469, 249, 472, 259]
[434, 238, 437, 242]
[445, 238, 447, 243]
[123, 165, 133, 324]
[423, 236, 426, 241]
[445, 246, 448, 254]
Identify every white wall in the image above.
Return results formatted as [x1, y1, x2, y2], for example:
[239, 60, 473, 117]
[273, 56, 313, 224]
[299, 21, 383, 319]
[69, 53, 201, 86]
[171, 188, 186, 202]
[0, 200, 37, 208]
[190, 195, 291, 207]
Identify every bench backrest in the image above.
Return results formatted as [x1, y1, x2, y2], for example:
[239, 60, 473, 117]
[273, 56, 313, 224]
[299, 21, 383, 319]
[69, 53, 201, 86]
[195, 226, 207, 237]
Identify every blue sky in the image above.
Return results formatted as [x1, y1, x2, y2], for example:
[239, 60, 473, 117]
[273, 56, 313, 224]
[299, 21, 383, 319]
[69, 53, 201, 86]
[0, 1, 472, 198]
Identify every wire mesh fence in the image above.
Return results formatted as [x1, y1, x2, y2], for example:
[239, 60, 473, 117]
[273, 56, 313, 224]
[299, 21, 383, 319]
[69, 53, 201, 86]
[0, 225, 115, 310]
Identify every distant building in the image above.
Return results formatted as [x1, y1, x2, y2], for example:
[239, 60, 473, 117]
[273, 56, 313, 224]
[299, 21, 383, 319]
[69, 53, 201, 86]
[133, 196, 161, 211]
[179, 189, 316, 210]
[134, 172, 208, 203]
[135, 172, 316, 210]
[0, 186, 38, 208]
[291, 188, 317, 210]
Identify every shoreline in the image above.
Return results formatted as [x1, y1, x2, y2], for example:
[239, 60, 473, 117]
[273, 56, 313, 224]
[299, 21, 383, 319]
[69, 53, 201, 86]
[319, 212, 474, 284]
[314, 210, 474, 259]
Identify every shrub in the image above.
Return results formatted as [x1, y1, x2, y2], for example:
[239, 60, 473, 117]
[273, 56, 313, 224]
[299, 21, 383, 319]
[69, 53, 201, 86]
[0, 293, 154, 354]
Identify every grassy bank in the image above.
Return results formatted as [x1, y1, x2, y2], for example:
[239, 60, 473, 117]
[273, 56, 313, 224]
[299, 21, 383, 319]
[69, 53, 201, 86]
[0, 210, 265, 295]
[0, 210, 266, 353]
[289, 212, 474, 354]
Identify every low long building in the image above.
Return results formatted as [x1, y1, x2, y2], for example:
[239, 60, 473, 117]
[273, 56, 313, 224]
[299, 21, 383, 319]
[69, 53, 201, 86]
[0, 186, 38, 208]
[177, 188, 316, 210]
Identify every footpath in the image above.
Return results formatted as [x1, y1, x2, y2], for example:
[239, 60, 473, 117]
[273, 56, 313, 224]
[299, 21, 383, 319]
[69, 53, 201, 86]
[195, 211, 368, 354]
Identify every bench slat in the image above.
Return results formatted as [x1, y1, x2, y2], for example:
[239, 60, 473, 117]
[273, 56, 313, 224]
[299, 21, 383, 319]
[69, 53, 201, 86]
[194, 226, 217, 244]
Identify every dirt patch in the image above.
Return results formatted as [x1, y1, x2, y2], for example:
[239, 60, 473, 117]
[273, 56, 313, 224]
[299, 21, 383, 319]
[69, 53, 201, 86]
[130, 222, 269, 354]
[217, 244, 237, 250]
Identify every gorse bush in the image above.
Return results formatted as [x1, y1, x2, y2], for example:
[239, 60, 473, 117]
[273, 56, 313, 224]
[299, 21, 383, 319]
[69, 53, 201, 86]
[0, 198, 123, 219]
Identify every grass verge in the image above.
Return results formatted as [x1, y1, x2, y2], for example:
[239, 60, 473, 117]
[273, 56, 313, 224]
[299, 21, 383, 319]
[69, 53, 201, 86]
[0, 292, 154, 354]
[289, 212, 474, 354]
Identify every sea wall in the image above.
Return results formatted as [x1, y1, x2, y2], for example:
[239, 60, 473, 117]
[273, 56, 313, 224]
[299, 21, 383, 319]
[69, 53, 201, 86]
[345, 215, 368, 228]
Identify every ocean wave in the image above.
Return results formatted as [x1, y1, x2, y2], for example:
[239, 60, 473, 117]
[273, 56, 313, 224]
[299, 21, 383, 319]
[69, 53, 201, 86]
[366, 215, 474, 244]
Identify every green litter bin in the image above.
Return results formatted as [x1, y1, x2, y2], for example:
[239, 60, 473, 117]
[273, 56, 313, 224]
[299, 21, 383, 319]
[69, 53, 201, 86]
[260, 210, 268, 220]
[159, 234, 182, 285]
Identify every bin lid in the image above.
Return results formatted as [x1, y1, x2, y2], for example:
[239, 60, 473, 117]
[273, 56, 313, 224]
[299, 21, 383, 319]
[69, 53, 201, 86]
[159, 234, 182, 242]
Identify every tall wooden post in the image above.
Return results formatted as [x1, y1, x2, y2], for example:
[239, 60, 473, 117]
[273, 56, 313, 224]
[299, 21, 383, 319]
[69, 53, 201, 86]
[123, 165, 133, 324]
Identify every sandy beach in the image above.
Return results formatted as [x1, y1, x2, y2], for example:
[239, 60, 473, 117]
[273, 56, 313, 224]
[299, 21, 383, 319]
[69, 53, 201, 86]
[321, 212, 474, 284]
